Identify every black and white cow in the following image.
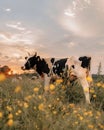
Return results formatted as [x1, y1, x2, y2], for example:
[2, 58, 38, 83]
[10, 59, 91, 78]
[21, 53, 92, 104]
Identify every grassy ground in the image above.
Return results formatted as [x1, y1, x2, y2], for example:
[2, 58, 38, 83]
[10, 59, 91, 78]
[0, 73, 104, 130]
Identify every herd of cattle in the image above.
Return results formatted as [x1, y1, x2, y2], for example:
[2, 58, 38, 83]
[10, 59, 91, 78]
[21, 52, 92, 104]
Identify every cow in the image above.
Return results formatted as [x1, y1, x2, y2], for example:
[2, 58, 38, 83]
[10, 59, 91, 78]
[21, 53, 92, 104]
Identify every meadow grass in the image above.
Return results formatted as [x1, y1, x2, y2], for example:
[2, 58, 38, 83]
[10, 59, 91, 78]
[0, 74, 104, 130]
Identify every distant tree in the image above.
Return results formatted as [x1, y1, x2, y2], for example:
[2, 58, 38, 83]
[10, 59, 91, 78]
[0, 65, 11, 75]
[97, 62, 102, 75]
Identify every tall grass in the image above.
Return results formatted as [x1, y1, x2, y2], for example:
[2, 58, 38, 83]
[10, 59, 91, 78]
[0, 74, 104, 130]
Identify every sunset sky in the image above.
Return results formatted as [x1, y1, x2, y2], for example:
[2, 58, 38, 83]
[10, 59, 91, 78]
[0, 0, 104, 74]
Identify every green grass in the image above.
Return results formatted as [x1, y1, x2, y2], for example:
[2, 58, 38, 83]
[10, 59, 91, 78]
[0, 74, 104, 130]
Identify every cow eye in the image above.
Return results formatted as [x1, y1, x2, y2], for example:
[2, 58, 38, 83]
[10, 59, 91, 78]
[71, 65, 75, 69]
[25, 57, 28, 60]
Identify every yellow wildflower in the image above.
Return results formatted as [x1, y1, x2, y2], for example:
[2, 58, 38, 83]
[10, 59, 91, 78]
[0, 112, 3, 118]
[6, 106, 12, 111]
[7, 119, 14, 126]
[15, 112, 19, 116]
[102, 84, 104, 88]
[49, 84, 55, 90]
[84, 87, 89, 92]
[18, 110, 22, 114]
[14, 86, 21, 93]
[53, 111, 57, 115]
[93, 94, 96, 98]
[73, 110, 77, 114]
[38, 95, 42, 99]
[48, 104, 52, 108]
[23, 102, 29, 108]
[33, 87, 39, 92]
[25, 95, 32, 101]
[62, 85, 66, 90]
[56, 79, 63, 84]
[97, 111, 101, 116]
[90, 89, 95, 93]
[88, 111, 93, 117]
[88, 124, 94, 129]
[79, 116, 83, 121]
[38, 103, 44, 111]
[57, 98, 60, 101]
[0, 73, 6, 81]
[69, 103, 75, 108]
[98, 124, 104, 129]
[86, 76, 93, 82]
[84, 112, 88, 116]
[96, 82, 102, 87]
[75, 122, 78, 125]
[8, 113, 13, 119]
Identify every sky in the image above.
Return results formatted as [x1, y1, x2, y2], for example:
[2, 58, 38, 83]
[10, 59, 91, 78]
[0, 0, 104, 74]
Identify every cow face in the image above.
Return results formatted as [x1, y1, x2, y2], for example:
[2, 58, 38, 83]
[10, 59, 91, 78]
[21, 54, 40, 70]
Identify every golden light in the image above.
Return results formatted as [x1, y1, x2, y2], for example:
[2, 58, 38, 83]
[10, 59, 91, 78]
[8, 71, 12, 75]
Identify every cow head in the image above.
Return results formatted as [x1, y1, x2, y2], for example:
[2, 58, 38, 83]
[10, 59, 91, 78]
[21, 52, 40, 70]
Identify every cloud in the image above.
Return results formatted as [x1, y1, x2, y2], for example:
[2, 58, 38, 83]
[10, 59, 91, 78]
[6, 23, 25, 31]
[57, 0, 104, 38]
[67, 42, 77, 48]
[64, 9, 75, 17]
[0, 32, 12, 40]
[5, 8, 11, 12]
[0, 30, 34, 45]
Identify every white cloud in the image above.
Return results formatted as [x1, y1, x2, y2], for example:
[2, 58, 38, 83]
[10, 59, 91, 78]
[0, 34, 9, 41]
[4, 8, 11, 12]
[67, 42, 75, 48]
[6, 23, 25, 31]
[58, 0, 104, 38]
[64, 9, 75, 17]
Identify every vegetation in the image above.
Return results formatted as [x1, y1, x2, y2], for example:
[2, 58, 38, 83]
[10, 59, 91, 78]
[0, 73, 104, 130]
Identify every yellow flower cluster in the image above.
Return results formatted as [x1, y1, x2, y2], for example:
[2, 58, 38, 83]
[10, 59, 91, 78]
[0, 112, 3, 118]
[96, 82, 104, 88]
[7, 119, 14, 126]
[38, 103, 44, 111]
[49, 84, 55, 90]
[6, 106, 12, 112]
[0, 73, 6, 81]
[86, 76, 93, 82]
[23, 102, 29, 108]
[14, 86, 22, 93]
[56, 79, 63, 84]
[33, 87, 39, 92]
[8, 113, 13, 119]
[16, 110, 22, 116]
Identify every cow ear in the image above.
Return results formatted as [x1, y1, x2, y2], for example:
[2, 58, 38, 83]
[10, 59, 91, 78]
[34, 52, 37, 57]
[79, 57, 83, 61]
[88, 57, 91, 60]
[51, 58, 55, 64]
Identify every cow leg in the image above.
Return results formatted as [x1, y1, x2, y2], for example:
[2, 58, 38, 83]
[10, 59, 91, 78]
[86, 71, 93, 87]
[70, 66, 91, 104]
[44, 74, 51, 91]
[79, 77, 90, 104]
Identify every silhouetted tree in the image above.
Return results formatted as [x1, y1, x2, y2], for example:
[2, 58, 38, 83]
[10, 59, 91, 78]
[97, 62, 102, 75]
[0, 65, 11, 75]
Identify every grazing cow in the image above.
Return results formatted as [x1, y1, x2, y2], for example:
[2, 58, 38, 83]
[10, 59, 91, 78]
[21, 53, 92, 104]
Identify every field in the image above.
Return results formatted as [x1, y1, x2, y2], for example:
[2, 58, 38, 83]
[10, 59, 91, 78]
[0, 73, 104, 130]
